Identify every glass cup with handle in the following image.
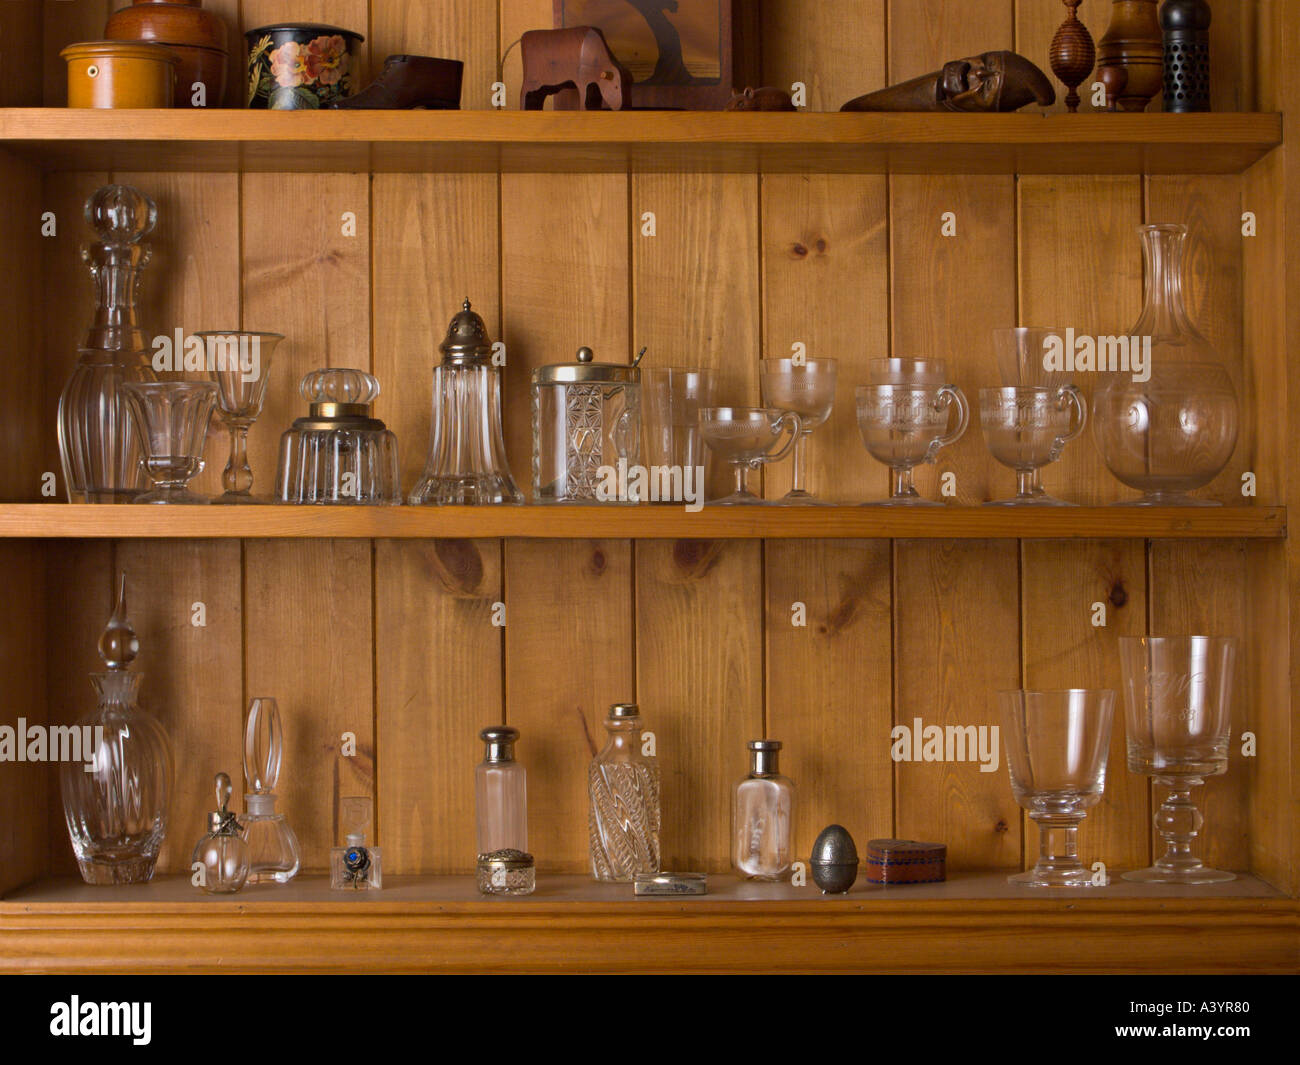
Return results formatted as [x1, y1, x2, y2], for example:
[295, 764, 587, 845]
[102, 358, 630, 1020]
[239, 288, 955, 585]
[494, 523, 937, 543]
[855, 382, 968, 505]
[759, 357, 837, 504]
[1000, 688, 1115, 887]
[980, 385, 1087, 505]
[699, 407, 802, 505]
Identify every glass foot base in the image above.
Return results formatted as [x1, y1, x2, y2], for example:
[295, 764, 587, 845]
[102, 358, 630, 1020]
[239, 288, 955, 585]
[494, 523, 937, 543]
[984, 496, 1077, 507]
[133, 489, 209, 505]
[707, 493, 767, 506]
[1112, 494, 1221, 507]
[1121, 865, 1236, 885]
[77, 855, 158, 885]
[212, 492, 273, 505]
[861, 496, 942, 507]
[771, 491, 834, 506]
[1009, 866, 1100, 888]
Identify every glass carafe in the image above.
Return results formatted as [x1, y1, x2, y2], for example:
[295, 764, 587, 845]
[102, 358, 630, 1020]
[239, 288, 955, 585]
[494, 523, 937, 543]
[240, 696, 300, 883]
[588, 702, 660, 881]
[58, 185, 159, 503]
[60, 574, 174, 884]
[1092, 223, 1238, 505]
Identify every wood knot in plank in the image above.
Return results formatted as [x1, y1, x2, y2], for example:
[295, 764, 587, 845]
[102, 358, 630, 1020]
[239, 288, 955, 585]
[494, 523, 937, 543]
[672, 538, 723, 578]
[1108, 578, 1128, 609]
[429, 539, 484, 597]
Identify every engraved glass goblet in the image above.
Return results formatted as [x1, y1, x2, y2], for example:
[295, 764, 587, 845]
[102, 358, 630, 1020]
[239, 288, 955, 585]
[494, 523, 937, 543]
[759, 357, 837, 504]
[980, 385, 1087, 505]
[1000, 688, 1115, 888]
[699, 407, 802, 505]
[855, 383, 968, 505]
[1119, 635, 1237, 884]
[198, 331, 282, 503]
[122, 380, 217, 504]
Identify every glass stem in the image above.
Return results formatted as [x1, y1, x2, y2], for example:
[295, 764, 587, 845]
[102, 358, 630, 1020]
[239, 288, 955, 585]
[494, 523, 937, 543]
[1016, 468, 1040, 499]
[223, 422, 253, 495]
[1034, 816, 1082, 876]
[891, 465, 917, 499]
[1152, 777, 1205, 873]
[734, 464, 748, 498]
[789, 432, 809, 495]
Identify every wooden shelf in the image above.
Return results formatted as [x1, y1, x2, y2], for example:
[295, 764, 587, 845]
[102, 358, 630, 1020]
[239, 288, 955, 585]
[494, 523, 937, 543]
[0, 503, 1284, 540]
[0, 109, 1280, 175]
[2, 874, 1292, 973]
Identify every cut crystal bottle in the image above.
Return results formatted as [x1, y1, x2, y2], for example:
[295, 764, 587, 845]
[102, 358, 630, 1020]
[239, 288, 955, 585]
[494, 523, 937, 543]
[588, 702, 660, 882]
[733, 740, 795, 880]
[60, 574, 174, 884]
[240, 696, 300, 883]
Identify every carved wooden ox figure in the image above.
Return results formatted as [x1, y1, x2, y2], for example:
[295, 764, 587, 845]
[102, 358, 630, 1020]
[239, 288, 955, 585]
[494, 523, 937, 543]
[519, 26, 632, 111]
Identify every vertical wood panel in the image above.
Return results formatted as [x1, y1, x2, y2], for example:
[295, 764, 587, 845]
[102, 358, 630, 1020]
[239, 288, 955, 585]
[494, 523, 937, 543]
[1021, 540, 1149, 873]
[501, 0, 550, 106]
[1148, 540, 1250, 873]
[244, 540, 372, 870]
[116, 540, 243, 875]
[762, 1, 886, 111]
[44, 0, 110, 106]
[1246, 540, 1289, 888]
[890, 0, 1012, 82]
[505, 539, 633, 871]
[0, 1, 42, 107]
[376, 539, 501, 873]
[372, 0, 496, 109]
[0, 153, 42, 501]
[765, 540, 892, 865]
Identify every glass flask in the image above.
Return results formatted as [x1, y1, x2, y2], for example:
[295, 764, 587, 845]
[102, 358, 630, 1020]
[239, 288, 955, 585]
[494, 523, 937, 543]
[588, 702, 661, 882]
[60, 574, 174, 885]
[1092, 223, 1238, 505]
[533, 347, 642, 503]
[240, 696, 300, 884]
[409, 299, 522, 505]
[733, 740, 795, 880]
[331, 796, 382, 890]
[58, 184, 159, 503]
[274, 368, 401, 504]
[192, 772, 250, 894]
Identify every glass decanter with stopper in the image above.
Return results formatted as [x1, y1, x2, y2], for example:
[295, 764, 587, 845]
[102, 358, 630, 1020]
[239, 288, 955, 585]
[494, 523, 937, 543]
[240, 696, 300, 883]
[1092, 223, 1238, 505]
[409, 299, 523, 505]
[192, 772, 250, 894]
[58, 184, 159, 503]
[588, 702, 661, 882]
[733, 740, 795, 880]
[475, 726, 534, 895]
[60, 574, 174, 884]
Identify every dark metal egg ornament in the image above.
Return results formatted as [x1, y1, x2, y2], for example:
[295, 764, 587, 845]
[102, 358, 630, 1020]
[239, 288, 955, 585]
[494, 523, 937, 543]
[810, 824, 859, 894]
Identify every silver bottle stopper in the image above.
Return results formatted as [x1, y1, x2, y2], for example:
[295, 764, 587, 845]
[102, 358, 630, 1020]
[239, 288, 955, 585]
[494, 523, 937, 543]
[208, 772, 242, 836]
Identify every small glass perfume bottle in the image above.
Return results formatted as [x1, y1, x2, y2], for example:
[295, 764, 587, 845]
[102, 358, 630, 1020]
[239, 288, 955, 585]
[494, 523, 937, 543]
[241, 696, 300, 883]
[733, 740, 795, 880]
[589, 702, 661, 882]
[192, 772, 249, 894]
[331, 796, 382, 890]
[476, 726, 534, 895]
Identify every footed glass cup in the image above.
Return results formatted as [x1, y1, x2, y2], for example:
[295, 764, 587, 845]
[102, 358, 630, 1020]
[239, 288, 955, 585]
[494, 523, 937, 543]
[699, 407, 802, 505]
[856, 383, 968, 505]
[199, 331, 282, 503]
[1000, 689, 1114, 887]
[123, 381, 217, 504]
[1120, 635, 1237, 883]
[980, 385, 1086, 505]
[759, 357, 837, 503]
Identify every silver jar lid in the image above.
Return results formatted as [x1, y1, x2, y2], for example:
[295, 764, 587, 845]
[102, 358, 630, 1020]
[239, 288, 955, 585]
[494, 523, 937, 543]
[533, 346, 644, 386]
[480, 725, 519, 763]
[476, 848, 534, 870]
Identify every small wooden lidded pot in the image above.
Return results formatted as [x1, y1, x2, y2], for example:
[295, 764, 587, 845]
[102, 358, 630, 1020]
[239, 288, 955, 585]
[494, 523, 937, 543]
[865, 839, 947, 884]
[62, 41, 178, 108]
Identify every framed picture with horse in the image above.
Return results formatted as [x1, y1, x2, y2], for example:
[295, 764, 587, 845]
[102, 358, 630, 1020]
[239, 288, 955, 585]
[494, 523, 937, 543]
[554, 0, 735, 109]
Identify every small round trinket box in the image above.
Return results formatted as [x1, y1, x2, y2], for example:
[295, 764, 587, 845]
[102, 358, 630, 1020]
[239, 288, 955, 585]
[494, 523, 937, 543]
[810, 824, 859, 894]
[245, 23, 364, 109]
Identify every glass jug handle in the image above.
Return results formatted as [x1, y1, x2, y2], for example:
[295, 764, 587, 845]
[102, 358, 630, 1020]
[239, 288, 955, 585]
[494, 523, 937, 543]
[760, 411, 804, 466]
[1049, 385, 1088, 462]
[243, 696, 282, 794]
[927, 385, 969, 462]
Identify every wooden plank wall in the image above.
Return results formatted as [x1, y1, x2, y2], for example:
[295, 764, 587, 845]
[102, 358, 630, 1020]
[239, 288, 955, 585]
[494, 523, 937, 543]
[22, 0, 1283, 886]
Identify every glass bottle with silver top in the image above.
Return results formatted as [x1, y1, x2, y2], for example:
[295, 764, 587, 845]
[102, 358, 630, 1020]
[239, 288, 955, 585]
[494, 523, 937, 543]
[409, 299, 522, 505]
[588, 702, 660, 882]
[475, 725, 534, 895]
[192, 772, 249, 894]
[733, 740, 795, 880]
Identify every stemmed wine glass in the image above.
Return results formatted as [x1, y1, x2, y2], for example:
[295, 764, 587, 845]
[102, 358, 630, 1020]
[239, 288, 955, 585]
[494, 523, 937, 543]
[759, 357, 837, 504]
[197, 331, 282, 503]
[1000, 689, 1115, 887]
[699, 407, 802, 505]
[1119, 635, 1237, 883]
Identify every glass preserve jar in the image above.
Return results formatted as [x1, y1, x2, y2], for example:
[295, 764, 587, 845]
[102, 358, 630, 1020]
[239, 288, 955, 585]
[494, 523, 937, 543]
[532, 347, 642, 503]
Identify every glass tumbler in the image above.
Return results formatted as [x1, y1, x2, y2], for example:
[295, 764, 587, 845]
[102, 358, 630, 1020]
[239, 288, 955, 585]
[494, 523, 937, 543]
[1000, 689, 1115, 887]
[643, 367, 714, 496]
[1119, 635, 1237, 883]
[699, 407, 802, 505]
[759, 357, 837, 504]
[980, 385, 1087, 505]
[855, 383, 968, 505]
[122, 380, 218, 504]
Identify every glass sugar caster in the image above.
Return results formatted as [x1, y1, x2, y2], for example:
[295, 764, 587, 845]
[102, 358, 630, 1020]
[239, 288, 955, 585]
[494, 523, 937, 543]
[331, 796, 382, 890]
[475, 726, 534, 895]
[733, 740, 795, 880]
[240, 696, 300, 883]
[58, 184, 159, 503]
[60, 574, 174, 885]
[589, 702, 661, 882]
[533, 346, 642, 503]
[409, 299, 522, 505]
[275, 368, 400, 504]
[192, 772, 250, 894]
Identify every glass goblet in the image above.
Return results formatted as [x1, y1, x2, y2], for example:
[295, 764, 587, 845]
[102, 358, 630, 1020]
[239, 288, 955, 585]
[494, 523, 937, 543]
[980, 385, 1086, 506]
[758, 357, 837, 504]
[1119, 635, 1237, 884]
[699, 407, 802, 505]
[122, 380, 218, 504]
[197, 331, 282, 504]
[855, 383, 968, 506]
[1000, 689, 1115, 887]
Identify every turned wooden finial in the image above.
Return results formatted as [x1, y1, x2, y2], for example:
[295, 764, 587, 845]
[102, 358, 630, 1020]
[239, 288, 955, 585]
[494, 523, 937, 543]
[1050, 0, 1096, 113]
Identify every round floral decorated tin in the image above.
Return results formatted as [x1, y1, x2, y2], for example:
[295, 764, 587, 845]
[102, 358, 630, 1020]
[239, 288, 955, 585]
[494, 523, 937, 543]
[245, 24, 363, 109]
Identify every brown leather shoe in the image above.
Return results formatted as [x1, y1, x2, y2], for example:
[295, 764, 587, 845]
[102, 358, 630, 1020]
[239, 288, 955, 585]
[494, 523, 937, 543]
[330, 54, 463, 109]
